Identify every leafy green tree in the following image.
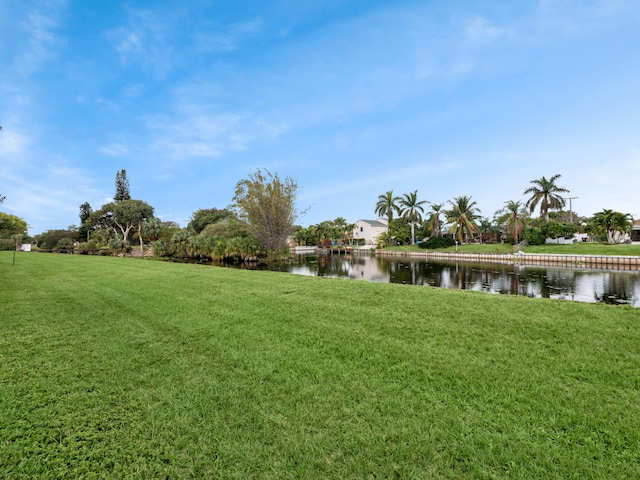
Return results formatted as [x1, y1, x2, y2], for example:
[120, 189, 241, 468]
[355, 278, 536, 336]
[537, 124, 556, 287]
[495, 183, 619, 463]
[591, 209, 633, 243]
[495, 200, 528, 244]
[540, 222, 575, 243]
[0, 212, 28, 238]
[188, 208, 233, 234]
[93, 200, 154, 249]
[78, 202, 93, 241]
[388, 218, 411, 245]
[374, 190, 401, 226]
[56, 237, 74, 253]
[233, 169, 299, 255]
[399, 190, 428, 245]
[35, 228, 77, 249]
[524, 174, 569, 223]
[114, 169, 131, 202]
[523, 226, 545, 245]
[444, 195, 481, 243]
[199, 215, 250, 240]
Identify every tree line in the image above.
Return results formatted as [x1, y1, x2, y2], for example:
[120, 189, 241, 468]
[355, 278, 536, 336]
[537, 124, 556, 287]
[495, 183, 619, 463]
[29, 169, 299, 261]
[364, 174, 634, 247]
[1, 171, 636, 255]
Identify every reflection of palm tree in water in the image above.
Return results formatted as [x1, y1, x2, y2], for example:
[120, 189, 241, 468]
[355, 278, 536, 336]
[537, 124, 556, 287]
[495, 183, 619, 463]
[292, 254, 639, 306]
[593, 271, 638, 305]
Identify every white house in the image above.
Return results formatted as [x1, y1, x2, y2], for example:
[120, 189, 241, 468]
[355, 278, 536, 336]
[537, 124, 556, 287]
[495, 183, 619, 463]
[352, 219, 388, 246]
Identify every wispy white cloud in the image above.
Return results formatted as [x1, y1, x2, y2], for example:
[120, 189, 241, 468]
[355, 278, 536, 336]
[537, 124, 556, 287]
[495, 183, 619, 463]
[193, 19, 263, 52]
[108, 7, 175, 76]
[99, 143, 130, 156]
[14, 2, 68, 75]
[463, 16, 507, 44]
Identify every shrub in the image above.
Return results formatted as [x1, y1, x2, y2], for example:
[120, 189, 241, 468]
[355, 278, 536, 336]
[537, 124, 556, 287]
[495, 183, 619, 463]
[75, 242, 90, 255]
[151, 239, 172, 257]
[375, 232, 390, 249]
[419, 236, 456, 249]
[0, 239, 15, 251]
[55, 238, 74, 253]
[523, 227, 545, 246]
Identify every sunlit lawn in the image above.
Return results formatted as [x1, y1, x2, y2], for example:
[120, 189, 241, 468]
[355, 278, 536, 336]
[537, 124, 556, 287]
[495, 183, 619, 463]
[1, 252, 639, 478]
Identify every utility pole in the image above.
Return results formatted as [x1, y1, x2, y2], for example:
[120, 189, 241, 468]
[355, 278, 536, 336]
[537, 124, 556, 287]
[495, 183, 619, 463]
[565, 197, 578, 224]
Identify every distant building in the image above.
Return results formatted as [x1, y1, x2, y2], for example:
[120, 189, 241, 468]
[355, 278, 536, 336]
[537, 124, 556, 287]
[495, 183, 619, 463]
[632, 220, 640, 243]
[353, 219, 388, 246]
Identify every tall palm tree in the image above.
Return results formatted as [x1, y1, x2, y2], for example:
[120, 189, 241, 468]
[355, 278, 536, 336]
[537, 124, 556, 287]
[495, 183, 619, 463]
[399, 190, 428, 245]
[524, 174, 569, 223]
[495, 200, 527, 244]
[374, 190, 401, 227]
[425, 203, 444, 237]
[444, 195, 481, 243]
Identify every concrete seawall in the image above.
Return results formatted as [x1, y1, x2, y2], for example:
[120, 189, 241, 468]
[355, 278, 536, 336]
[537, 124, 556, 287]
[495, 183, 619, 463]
[373, 250, 640, 271]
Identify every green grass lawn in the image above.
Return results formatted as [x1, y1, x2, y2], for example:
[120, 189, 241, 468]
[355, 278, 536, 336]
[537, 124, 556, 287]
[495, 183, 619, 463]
[2, 252, 639, 479]
[384, 242, 640, 256]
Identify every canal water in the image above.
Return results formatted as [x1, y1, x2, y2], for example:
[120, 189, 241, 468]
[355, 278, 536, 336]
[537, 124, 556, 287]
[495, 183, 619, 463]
[215, 253, 640, 307]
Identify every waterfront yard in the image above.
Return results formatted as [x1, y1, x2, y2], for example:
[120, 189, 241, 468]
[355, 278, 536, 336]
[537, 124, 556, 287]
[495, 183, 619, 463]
[1, 252, 639, 478]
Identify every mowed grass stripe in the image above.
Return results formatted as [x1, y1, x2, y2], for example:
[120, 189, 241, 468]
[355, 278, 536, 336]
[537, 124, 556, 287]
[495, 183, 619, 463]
[1, 252, 639, 479]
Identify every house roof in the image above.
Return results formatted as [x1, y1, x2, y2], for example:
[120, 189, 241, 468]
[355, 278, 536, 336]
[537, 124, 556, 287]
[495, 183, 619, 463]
[357, 219, 387, 228]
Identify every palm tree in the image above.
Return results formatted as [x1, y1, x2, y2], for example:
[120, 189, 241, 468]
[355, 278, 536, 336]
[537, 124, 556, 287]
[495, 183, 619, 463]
[425, 203, 444, 237]
[495, 200, 527, 244]
[477, 217, 497, 244]
[399, 190, 428, 245]
[524, 174, 569, 223]
[444, 195, 481, 243]
[374, 190, 401, 227]
[591, 209, 633, 243]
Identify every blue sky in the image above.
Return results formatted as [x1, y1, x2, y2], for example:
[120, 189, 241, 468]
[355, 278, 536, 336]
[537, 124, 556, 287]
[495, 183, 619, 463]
[1, 0, 639, 235]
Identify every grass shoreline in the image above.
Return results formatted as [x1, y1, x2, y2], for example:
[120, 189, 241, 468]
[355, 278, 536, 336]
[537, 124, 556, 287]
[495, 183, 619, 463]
[2, 252, 639, 478]
[382, 242, 640, 256]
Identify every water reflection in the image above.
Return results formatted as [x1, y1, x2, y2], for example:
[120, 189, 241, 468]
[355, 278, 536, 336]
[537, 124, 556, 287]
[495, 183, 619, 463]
[247, 254, 640, 307]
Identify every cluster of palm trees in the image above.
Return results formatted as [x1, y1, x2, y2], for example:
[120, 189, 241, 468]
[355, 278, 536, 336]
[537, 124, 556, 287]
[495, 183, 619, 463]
[376, 191, 482, 245]
[294, 217, 357, 247]
[375, 174, 574, 245]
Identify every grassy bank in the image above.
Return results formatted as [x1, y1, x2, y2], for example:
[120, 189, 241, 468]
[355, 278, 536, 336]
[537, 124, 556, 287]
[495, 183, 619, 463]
[1, 252, 639, 478]
[384, 242, 640, 256]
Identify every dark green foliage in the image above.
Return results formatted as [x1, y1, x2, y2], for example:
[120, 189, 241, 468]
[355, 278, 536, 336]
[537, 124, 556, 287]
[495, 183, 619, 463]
[523, 226, 545, 245]
[388, 218, 411, 245]
[37, 229, 78, 249]
[114, 169, 131, 201]
[419, 236, 456, 249]
[0, 239, 14, 250]
[151, 239, 172, 257]
[188, 208, 233, 234]
[541, 221, 576, 239]
[78, 202, 93, 241]
[0, 212, 27, 238]
[55, 238, 74, 253]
